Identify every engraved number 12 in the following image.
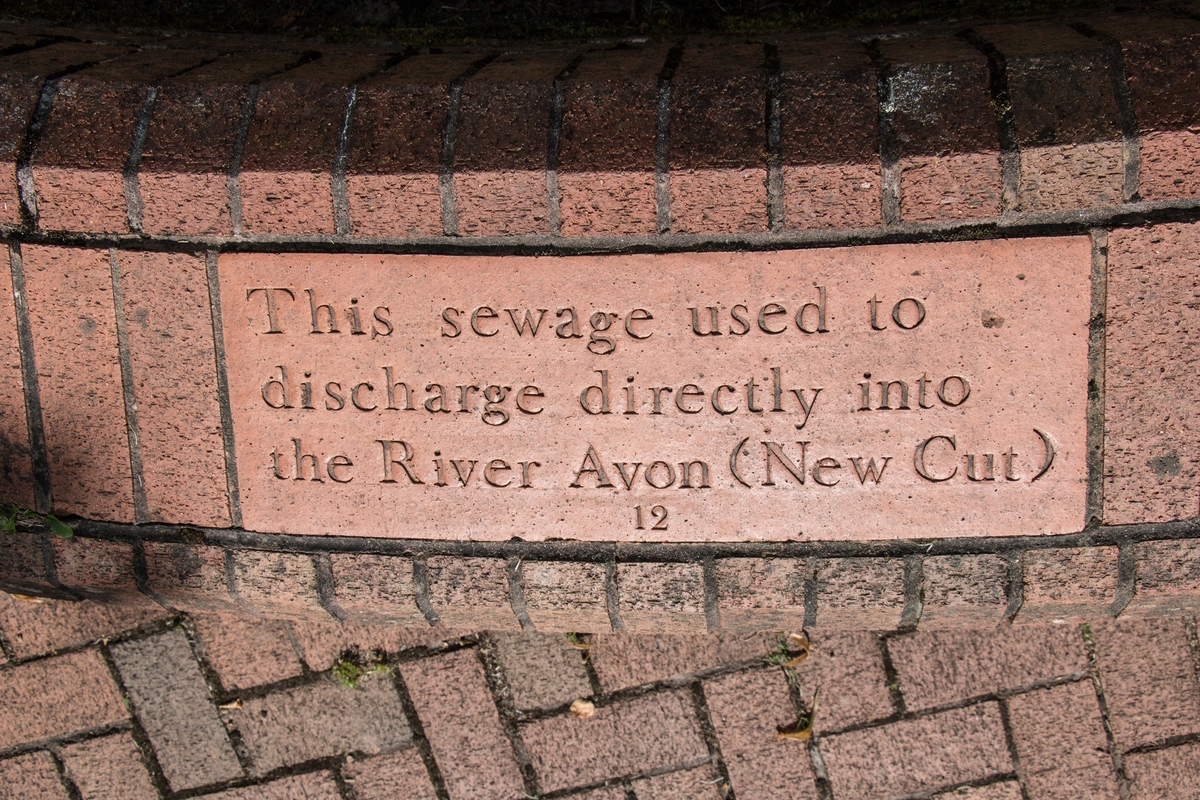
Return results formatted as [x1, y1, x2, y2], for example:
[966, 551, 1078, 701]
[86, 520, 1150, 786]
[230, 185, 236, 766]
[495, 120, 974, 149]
[634, 505, 668, 530]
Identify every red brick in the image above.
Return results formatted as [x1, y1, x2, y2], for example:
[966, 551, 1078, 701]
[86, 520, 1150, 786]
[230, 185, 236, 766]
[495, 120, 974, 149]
[455, 51, 573, 236]
[202, 771, 342, 800]
[522, 560, 610, 632]
[590, 631, 776, 693]
[0, 752, 69, 799]
[0, 532, 53, 597]
[22, 245, 133, 522]
[225, 672, 411, 776]
[888, 626, 1088, 711]
[288, 617, 457, 672]
[347, 51, 482, 238]
[633, 764, 724, 799]
[1093, 617, 1200, 748]
[1129, 539, 1200, 615]
[934, 783, 1024, 800]
[792, 631, 892, 732]
[812, 557, 906, 629]
[60, 732, 157, 800]
[822, 703, 1012, 798]
[1018, 547, 1118, 622]
[0, 649, 126, 749]
[230, 550, 328, 620]
[400, 648, 525, 800]
[0, 254, 33, 509]
[143, 542, 240, 612]
[329, 552, 425, 625]
[32, 49, 210, 233]
[1105, 224, 1200, 524]
[616, 562, 706, 633]
[119, 251, 229, 527]
[521, 688, 708, 793]
[426, 556, 518, 630]
[140, 52, 302, 236]
[880, 36, 1001, 221]
[703, 668, 819, 800]
[714, 557, 807, 630]
[778, 36, 881, 230]
[0, 592, 167, 659]
[558, 46, 665, 237]
[1007, 681, 1119, 799]
[52, 537, 147, 602]
[921, 554, 1010, 627]
[191, 613, 303, 690]
[1125, 741, 1200, 800]
[488, 632, 592, 710]
[109, 630, 243, 791]
[344, 747, 437, 800]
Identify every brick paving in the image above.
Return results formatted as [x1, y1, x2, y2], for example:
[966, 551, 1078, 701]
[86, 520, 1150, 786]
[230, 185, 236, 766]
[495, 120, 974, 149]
[1, 594, 1199, 799]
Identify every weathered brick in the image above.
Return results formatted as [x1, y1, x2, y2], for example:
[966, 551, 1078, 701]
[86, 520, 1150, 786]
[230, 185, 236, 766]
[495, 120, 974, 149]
[703, 668, 819, 800]
[821, 703, 1011, 798]
[522, 688, 709, 793]
[889, 626, 1088, 712]
[0, 752, 69, 799]
[288, 617, 457, 672]
[1018, 547, 1118, 622]
[119, 251, 229, 527]
[60, 732, 158, 800]
[143, 542, 241, 612]
[426, 556, 519, 630]
[110, 630, 242, 791]
[52, 537, 146, 602]
[489, 632, 592, 710]
[400, 648, 525, 800]
[616, 562, 706, 633]
[920, 554, 1010, 628]
[329, 552, 425, 625]
[1125, 741, 1200, 800]
[1129, 539, 1200, 615]
[0, 649, 126, 749]
[0, 254, 33, 510]
[934, 783, 1024, 800]
[1093, 617, 1200, 748]
[0, 531, 57, 597]
[344, 747, 437, 800]
[201, 771, 342, 800]
[22, 245, 133, 522]
[714, 557, 807, 630]
[1007, 681, 1119, 799]
[590, 631, 776, 693]
[1105, 224, 1200, 524]
[792, 631, 892, 732]
[0, 592, 167, 659]
[633, 764, 725, 799]
[812, 557, 906, 629]
[522, 560, 611, 631]
[226, 672, 410, 776]
[191, 613, 303, 690]
[230, 550, 328, 620]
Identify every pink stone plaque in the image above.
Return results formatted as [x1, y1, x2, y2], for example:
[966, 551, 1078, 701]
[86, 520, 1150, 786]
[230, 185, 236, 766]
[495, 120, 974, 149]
[219, 238, 1090, 542]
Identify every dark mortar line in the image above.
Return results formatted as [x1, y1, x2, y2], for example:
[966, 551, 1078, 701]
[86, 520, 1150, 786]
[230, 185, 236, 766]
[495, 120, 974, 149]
[411, 556, 440, 626]
[474, 635, 543, 798]
[226, 84, 260, 236]
[204, 249, 242, 527]
[0, 619, 16, 662]
[1081, 623, 1132, 798]
[689, 682, 739, 800]
[0, 721, 135, 762]
[208, 668, 344, 705]
[898, 553, 924, 630]
[329, 759, 357, 800]
[959, 27, 1021, 214]
[764, 42, 783, 233]
[0, 37, 59, 59]
[804, 559, 818, 628]
[580, 639, 604, 698]
[547, 52, 587, 238]
[865, 39, 900, 225]
[996, 697, 1034, 800]
[1110, 543, 1136, 617]
[1121, 729, 1200, 757]
[9, 240, 52, 512]
[41, 528, 81, 599]
[439, 53, 499, 237]
[605, 558, 625, 630]
[46, 747, 87, 800]
[1072, 22, 1141, 203]
[878, 633, 907, 715]
[331, 85, 357, 237]
[506, 555, 535, 632]
[1087, 227, 1109, 527]
[224, 546, 261, 617]
[888, 771, 1024, 800]
[109, 248, 149, 524]
[535, 757, 713, 800]
[123, 85, 158, 234]
[702, 555, 721, 631]
[96, 641, 177, 799]
[1003, 550, 1025, 622]
[1184, 616, 1200, 705]
[170, 757, 380, 800]
[131, 540, 175, 611]
[176, 612, 248, 702]
[623, 780, 638, 800]
[654, 42, 685, 235]
[807, 736, 835, 800]
[313, 552, 348, 621]
[0, 613, 182, 671]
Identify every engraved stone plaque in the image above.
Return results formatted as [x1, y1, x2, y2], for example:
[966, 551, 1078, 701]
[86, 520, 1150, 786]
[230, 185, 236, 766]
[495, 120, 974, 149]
[219, 238, 1090, 542]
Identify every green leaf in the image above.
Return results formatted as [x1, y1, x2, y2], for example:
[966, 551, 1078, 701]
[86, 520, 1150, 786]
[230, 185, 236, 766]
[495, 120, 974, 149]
[1, 514, 15, 534]
[45, 515, 73, 538]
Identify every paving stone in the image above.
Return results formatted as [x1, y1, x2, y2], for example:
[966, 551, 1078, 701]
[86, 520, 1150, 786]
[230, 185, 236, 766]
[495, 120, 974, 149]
[821, 703, 1012, 798]
[0, 247, 34, 511]
[521, 688, 709, 793]
[230, 550, 327, 620]
[51, 537, 149, 603]
[400, 648, 525, 800]
[888, 626, 1089, 711]
[288, 617, 459, 672]
[0, 649, 126, 749]
[110, 630, 242, 791]
[522, 561, 612, 631]
[812, 557, 906, 628]
[791, 631, 893, 732]
[1130, 539, 1200, 615]
[197, 771, 342, 799]
[568, 787, 626, 800]
[143, 543, 241, 613]
[1018, 547, 1119, 622]
[1125, 741, 1200, 800]
[60, 732, 158, 800]
[426, 556, 520, 630]
[489, 632, 593, 710]
[0, 592, 168, 659]
[714, 557, 808, 630]
[589, 632, 776, 692]
[0, 752, 69, 799]
[702, 668, 818, 800]
[343, 747, 437, 800]
[191, 613, 303, 690]
[226, 671, 410, 776]
[920, 554, 1010, 627]
[329, 552, 426, 625]
[934, 782, 1024, 800]
[633, 764, 725, 799]
[1092, 617, 1200, 748]
[616, 562, 707, 633]
[1006, 681, 1120, 799]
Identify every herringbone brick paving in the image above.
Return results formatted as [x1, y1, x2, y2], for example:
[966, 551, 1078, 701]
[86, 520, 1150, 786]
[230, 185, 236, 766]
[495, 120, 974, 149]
[0, 590, 1198, 799]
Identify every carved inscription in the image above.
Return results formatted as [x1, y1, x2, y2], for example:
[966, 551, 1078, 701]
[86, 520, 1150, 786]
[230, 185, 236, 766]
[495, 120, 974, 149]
[219, 241, 1090, 542]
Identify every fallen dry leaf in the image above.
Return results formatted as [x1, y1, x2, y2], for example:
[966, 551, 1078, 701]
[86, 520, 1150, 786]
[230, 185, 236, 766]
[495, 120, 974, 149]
[569, 698, 596, 719]
[219, 699, 243, 711]
[566, 632, 594, 651]
[781, 631, 810, 667]
[10, 594, 49, 604]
